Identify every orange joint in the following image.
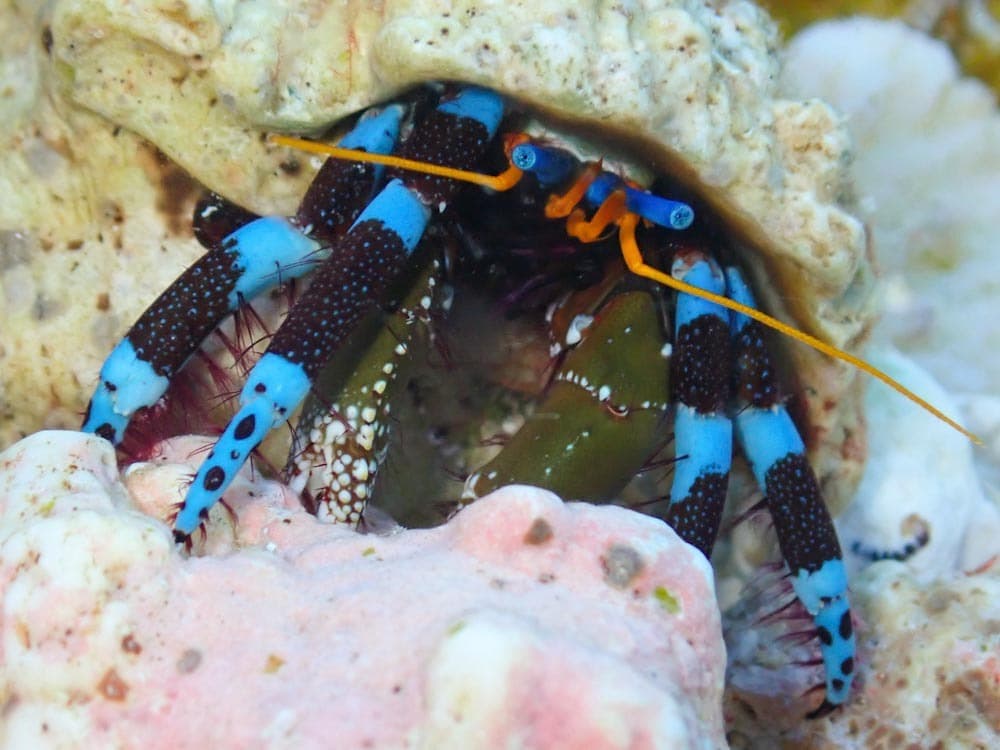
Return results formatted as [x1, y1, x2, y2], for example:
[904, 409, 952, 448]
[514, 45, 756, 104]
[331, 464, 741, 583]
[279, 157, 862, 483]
[545, 162, 602, 219]
[565, 190, 629, 243]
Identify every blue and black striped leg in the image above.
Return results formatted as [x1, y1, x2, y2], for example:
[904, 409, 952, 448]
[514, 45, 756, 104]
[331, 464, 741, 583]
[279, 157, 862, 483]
[726, 266, 856, 717]
[81, 106, 405, 445]
[174, 87, 506, 539]
[663, 252, 732, 558]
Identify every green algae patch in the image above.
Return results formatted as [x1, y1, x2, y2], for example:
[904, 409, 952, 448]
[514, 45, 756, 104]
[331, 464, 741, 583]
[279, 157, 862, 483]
[653, 586, 681, 614]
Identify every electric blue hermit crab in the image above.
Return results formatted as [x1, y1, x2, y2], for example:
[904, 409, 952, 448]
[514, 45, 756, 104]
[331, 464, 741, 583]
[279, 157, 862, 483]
[54, 0, 974, 722]
[76, 82, 880, 717]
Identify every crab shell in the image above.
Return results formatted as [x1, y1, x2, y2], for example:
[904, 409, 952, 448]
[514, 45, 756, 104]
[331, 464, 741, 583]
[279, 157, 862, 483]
[3, 0, 872, 513]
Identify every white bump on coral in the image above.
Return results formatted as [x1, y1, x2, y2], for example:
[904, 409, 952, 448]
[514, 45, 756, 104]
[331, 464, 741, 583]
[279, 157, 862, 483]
[836, 348, 1000, 579]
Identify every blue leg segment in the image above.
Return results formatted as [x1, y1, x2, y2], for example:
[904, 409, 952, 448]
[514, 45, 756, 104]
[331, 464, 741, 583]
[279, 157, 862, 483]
[174, 87, 506, 539]
[173, 353, 311, 535]
[82, 107, 405, 446]
[664, 254, 732, 558]
[726, 266, 856, 714]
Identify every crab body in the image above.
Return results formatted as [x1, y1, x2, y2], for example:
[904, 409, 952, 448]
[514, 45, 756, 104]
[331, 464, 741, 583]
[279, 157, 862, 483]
[79, 83, 857, 713]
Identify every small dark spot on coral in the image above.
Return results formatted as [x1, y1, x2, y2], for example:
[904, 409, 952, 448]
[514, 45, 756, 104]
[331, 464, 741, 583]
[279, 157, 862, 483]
[602, 544, 644, 589]
[177, 648, 202, 674]
[96, 293, 110, 311]
[279, 159, 301, 176]
[1, 695, 21, 720]
[66, 239, 84, 251]
[97, 668, 129, 701]
[121, 634, 142, 654]
[523, 517, 553, 545]
[41, 26, 53, 54]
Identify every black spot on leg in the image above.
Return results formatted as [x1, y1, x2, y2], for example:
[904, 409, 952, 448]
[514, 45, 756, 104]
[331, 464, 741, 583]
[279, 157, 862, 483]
[203, 466, 226, 491]
[234, 414, 256, 441]
[839, 610, 853, 639]
[831, 678, 844, 693]
[841, 657, 854, 675]
[255, 382, 267, 393]
[817, 625, 833, 646]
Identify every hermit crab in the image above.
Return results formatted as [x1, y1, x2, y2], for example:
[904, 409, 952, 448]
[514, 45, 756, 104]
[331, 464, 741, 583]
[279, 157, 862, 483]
[43, 0, 968, 719]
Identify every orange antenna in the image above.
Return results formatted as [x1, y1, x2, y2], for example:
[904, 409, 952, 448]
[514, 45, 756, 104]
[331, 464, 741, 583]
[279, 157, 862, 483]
[269, 134, 524, 191]
[271, 132, 982, 445]
[616, 214, 982, 445]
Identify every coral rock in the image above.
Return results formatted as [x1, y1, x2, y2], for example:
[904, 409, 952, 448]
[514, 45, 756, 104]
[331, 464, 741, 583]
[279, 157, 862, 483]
[0, 431, 727, 749]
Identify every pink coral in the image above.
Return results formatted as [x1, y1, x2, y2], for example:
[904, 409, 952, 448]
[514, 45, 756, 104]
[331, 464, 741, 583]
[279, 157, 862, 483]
[0, 432, 726, 749]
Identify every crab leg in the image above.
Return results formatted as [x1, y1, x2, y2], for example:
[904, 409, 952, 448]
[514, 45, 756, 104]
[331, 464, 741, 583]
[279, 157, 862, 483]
[82, 106, 404, 444]
[726, 266, 856, 716]
[174, 87, 506, 538]
[662, 253, 733, 558]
